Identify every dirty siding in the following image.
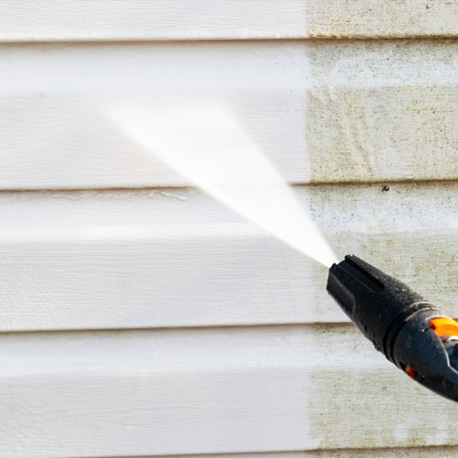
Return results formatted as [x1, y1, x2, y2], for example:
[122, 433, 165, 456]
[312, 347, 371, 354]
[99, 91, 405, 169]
[1, 1, 458, 457]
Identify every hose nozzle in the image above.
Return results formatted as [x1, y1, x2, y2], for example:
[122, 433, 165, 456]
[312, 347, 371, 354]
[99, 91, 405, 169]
[327, 255, 458, 402]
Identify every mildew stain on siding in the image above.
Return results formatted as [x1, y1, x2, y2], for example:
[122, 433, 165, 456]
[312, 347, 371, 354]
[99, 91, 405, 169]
[306, 1, 458, 38]
[306, 85, 458, 184]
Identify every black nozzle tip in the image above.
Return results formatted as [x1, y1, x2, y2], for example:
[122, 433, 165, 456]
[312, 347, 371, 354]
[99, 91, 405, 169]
[327, 255, 385, 296]
[326, 254, 430, 355]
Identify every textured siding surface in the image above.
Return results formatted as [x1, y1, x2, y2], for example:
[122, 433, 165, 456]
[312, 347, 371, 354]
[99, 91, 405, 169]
[2, 40, 458, 188]
[1, 182, 458, 332]
[1, 0, 458, 40]
[1, 326, 458, 457]
[2, 2, 458, 458]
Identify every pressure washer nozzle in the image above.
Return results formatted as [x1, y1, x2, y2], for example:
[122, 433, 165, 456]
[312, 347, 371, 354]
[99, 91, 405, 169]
[327, 255, 458, 402]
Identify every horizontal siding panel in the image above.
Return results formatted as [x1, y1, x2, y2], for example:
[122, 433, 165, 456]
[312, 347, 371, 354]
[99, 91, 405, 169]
[1, 325, 458, 457]
[0, 41, 309, 189]
[0, 182, 457, 332]
[2, 40, 458, 190]
[1, 1, 458, 40]
[91, 450, 458, 458]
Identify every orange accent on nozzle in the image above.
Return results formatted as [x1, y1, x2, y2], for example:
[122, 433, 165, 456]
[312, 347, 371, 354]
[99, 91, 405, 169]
[405, 366, 417, 379]
[430, 317, 458, 338]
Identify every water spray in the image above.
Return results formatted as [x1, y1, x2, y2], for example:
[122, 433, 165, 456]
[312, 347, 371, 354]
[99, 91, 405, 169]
[108, 102, 458, 403]
[328, 255, 458, 402]
[108, 102, 337, 267]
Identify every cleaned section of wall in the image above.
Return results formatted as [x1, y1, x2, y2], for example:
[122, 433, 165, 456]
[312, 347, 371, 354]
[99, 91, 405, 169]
[0, 0, 307, 41]
[0, 41, 309, 188]
[1, 0, 458, 40]
[0, 182, 457, 332]
[2, 325, 458, 458]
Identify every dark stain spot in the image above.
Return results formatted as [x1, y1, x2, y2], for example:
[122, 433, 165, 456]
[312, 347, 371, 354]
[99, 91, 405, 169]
[382, 185, 390, 192]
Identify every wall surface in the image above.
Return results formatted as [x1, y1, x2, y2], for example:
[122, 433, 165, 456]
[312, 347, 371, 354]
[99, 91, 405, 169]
[1, 1, 458, 457]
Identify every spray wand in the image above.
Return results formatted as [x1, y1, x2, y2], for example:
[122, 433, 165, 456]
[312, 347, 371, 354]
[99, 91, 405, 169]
[327, 255, 458, 402]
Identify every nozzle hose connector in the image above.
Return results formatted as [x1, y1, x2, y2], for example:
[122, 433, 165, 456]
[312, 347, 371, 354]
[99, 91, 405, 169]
[327, 255, 458, 402]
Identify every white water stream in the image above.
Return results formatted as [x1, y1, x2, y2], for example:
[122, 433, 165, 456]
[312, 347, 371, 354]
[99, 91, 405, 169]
[109, 102, 337, 267]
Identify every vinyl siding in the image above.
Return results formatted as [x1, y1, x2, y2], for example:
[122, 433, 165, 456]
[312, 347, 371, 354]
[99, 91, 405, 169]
[1, 1, 458, 40]
[1, 2, 457, 457]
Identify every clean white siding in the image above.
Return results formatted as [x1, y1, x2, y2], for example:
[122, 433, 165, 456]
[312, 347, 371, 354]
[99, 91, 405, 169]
[1, 2, 458, 458]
